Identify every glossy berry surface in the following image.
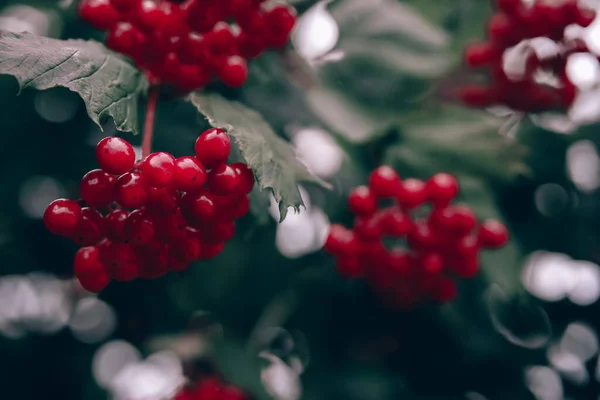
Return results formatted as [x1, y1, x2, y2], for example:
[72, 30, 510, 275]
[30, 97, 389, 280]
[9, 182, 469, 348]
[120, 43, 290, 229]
[43, 130, 254, 293]
[96, 136, 136, 175]
[43, 199, 82, 237]
[77, 0, 298, 91]
[324, 167, 510, 309]
[195, 128, 231, 168]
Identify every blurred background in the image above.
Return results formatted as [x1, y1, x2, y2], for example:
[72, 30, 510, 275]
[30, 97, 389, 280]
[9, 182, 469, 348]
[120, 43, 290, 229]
[4, 0, 600, 399]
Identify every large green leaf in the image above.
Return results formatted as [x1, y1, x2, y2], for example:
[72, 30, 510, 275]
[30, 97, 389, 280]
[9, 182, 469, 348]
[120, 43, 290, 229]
[305, 0, 451, 142]
[383, 106, 530, 183]
[189, 92, 329, 222]
[0, 30, 147, 133]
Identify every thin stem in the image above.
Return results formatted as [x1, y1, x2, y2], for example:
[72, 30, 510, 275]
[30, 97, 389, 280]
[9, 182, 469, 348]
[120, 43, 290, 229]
[142, 86, 159, 159]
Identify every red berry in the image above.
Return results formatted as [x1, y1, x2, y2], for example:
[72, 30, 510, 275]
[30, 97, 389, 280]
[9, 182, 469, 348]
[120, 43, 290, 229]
[335, 256, 364, 279]
[200, 220, 236, 243]
[133, 0, 163, 31]
[142, 152, 176, 188]
[353, 215, 383, 241]
[195, 128, 231, 168]
[96, 137, 136, 175]
[125, 209, 155, 245]
[116, 171, 147, 208]
[208, 164, 240, 195]
[74, 246, 111, 293]
[381, 207, 412, 237]
[71, 207, 105, 247]
[419, 252, 445, 275]
[230, 162, 254, 193]
[182, 191, 217, 221]
[44, 199, 82, 237]
[79, 0, 120, 30]
[81, 169, 116, 207]
[236, 8, 265, 33]
[454, 234, 479, 258]
[324, 224, 359, 255]
[478, 219, 509, 248]
[407, 220, 437, 250]
[170, 228, 202, 263]
[396, 178, 427, 208]
[158, 1, 187, 37]
[106, 209, 130, 241]
[237, 32, 265, 58]
[464, 42, 501, 67]
[219, 56, 248, 88]
[426, 173, 459, 206]
[368, 166, 401, 199]
[386, 248, 412, 275]
[172, 156, 207, 192]
[110, 0, 138, 12]
[153, 209, 188, 243]
[448, 253, 479, 278]
[348, 185, 377, 216]
[104, 242, 140, 281]
[106, 22, 146, 60]
[264, 5, 296, 47]
[137, 241, 169, 279]
[145, 187, 180, 216]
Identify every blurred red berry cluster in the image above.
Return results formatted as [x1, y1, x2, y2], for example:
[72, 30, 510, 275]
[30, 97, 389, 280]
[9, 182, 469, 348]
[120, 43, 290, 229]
[461, 0, 596, 112]
[78, 0, 297, 90]
[175, 376, 249, 400]
[43, 129, 254, 292]
[324, 167, 509, 308]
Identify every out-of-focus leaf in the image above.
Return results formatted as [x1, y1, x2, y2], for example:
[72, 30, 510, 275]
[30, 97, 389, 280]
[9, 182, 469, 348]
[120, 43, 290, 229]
[383, 106, 530, 183]
[188, 92, 330, 222]
[305, 0, 451, 142]
[213, 338, 271, 400]
[0, 30, 147, 134]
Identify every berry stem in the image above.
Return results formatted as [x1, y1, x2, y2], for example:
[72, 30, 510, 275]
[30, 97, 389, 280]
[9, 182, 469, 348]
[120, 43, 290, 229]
[142, 86, 159, 159]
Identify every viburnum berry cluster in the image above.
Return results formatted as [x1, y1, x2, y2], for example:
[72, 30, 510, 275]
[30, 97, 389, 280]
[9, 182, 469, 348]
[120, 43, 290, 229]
[175, 376, 249, 400]
[460, 0, 596, 112]
[43, 128, 254, 293]
[78, 0, 296, 90]
[324, 167, 509, 308]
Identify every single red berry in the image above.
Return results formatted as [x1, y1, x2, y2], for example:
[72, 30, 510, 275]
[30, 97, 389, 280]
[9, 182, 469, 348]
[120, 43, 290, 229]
[96, 136, 136, 175]
[219, 56, 248, 88]
[396, 178, 427, 208]
[324, 224, 359, 255]
[195, 128, 231, 168]
[106, 209, 130, 242]
[237, 32, 265, 58]
[74, 246, 111, 293]
[447, 205, 477, 235]
[464, 42, 502, 67]
[478, 219, 509, 248]
[386, 248, 412, 275]
[44, 199, 82, 237]
[133, 0, 163, 31]
[454, 234, 479, 258]
[116, 171, 147, 208]
[230, 162, 254, 193]
[106, 22, 146, 60]
[158, 1, 187, 37]
[110, 0, 138, 12]
[125, 209, 155, 245]
[381, 207, 412, 237]
[71, 207, 105, 247]
[175, 63, 212, 92]
[264, 5, 296, 48]
[80, 169, 116, 207]
[142, 152, 176, 188]
[407, 220, 437, 250]
[208, 164, 240, 195]
[182, 191, 217, 221]
[79, 0, 120, 30]
[348, 185, 377, 216]
[353, 215, 383, 241]
[419, 252, 445, 275]
[426, 173, 459, 206]
[432, 277, 457, 303]
[172, 156, 207, 192]
[368, 166, 401, 199]
[145, 187, 180, 216]
[199, 241, 225, 260]
[205, 22, 238, 56]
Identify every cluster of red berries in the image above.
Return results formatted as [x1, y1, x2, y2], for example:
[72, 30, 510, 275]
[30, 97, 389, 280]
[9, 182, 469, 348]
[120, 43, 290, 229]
[324, 167, 509, 308]
[460, 0, 596, 112]
[175, 376, 249, 400]
[78, 0, 296, 90]
[43, 129, 254, 293]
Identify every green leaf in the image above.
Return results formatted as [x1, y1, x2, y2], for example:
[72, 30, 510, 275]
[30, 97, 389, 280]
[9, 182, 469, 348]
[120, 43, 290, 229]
[383, 106, 530, 183]
[212, 338, 271, 400]
[305, 0, 451, 142]
[188, 92, 330, 222]
[0, 30, 147, 134]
